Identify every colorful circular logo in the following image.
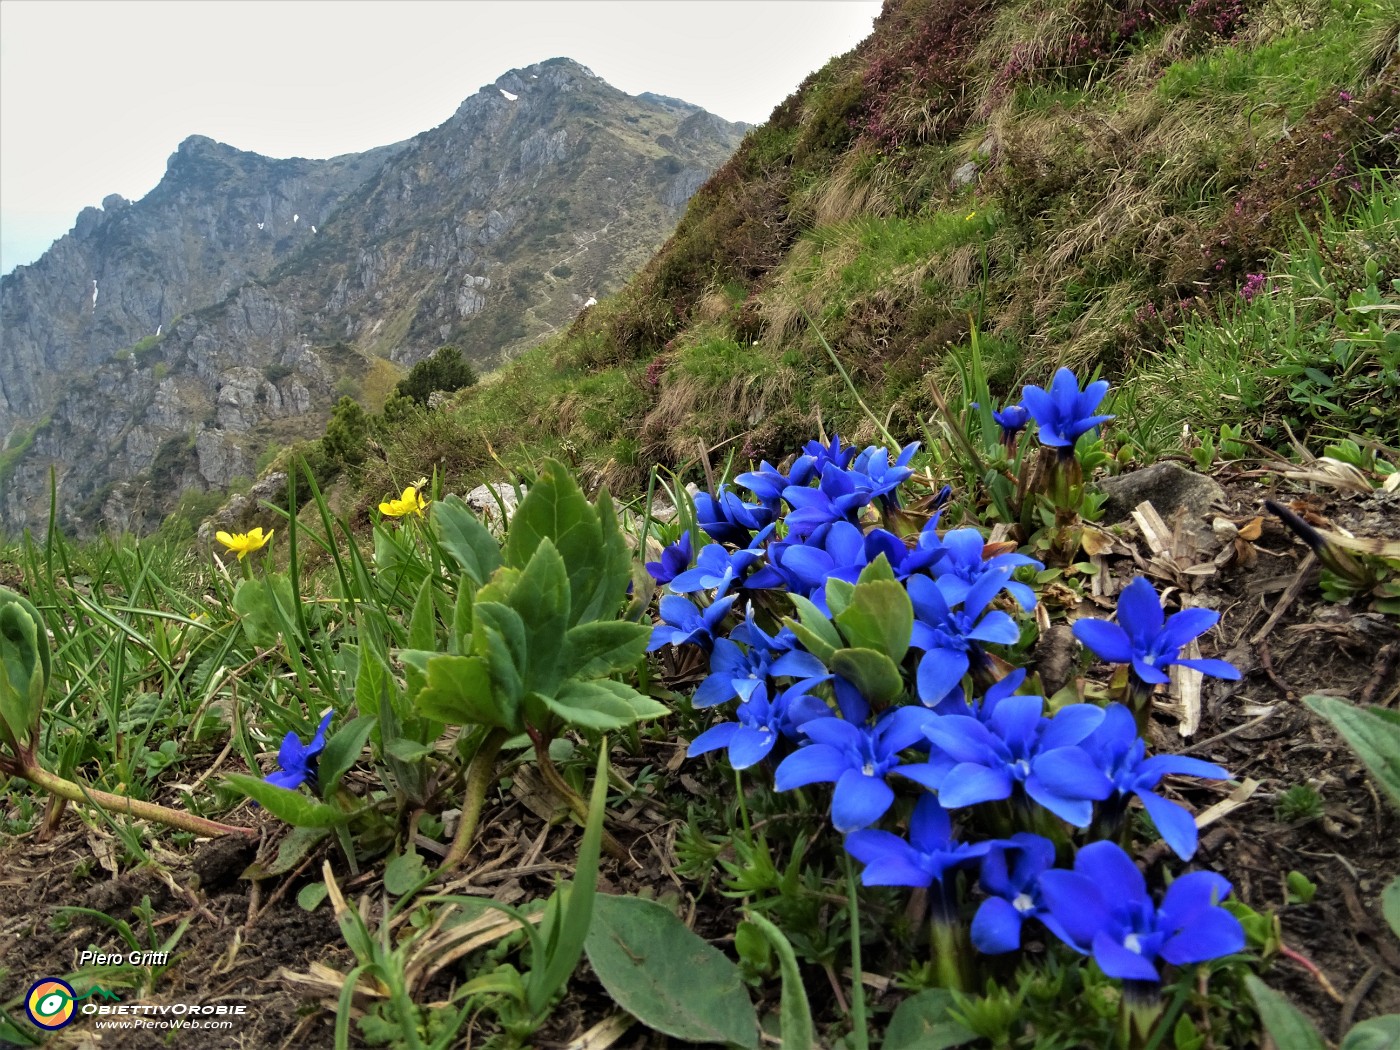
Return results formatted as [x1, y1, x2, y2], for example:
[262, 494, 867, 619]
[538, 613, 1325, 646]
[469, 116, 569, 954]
[25, 978, 77, 1030]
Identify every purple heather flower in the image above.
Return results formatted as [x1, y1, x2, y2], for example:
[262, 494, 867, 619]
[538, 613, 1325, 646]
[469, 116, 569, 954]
[908, 569, 1022, 706]
[687, 680, 831, 769]
[645, 530, 693, 584]
[1021, 368, 1114, 449]
[1083, 703, 1230, 859]
[1038, 841, 1245, 982]
[1072, 577, 1240, 686]
[647, 592, 738, 653]
[266, 710, 334, 791]
[845, 794, 990, 897]
[922, 693, 1112, 826]
[971, 833, 1058, 954]
[775, 706, 940, 831]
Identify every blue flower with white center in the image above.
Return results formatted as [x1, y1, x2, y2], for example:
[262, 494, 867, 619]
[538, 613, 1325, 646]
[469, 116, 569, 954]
[775, 706, 941, 831]
[1082, 703, 1230, 859]
[691, 609, 827, 709]
[1072, 576, 1241, 687]
[645, 530, 693, 584]
[922, 693, 1112, 826]
[693, 488, 775, 545]
[647, 592, 738, 653]
[1021, 368, 1114, 450]
[921, 527, 1042, 611]
[1038, 841, 1245, 982]
[844, 794, 990, 897]
[668, 541, 764, 596]
[687, 679, 832, 769]
[266, 710, 334, 791]
[971, 832, 1058, 954]
[908, 568, 1022, 706]
[851, 441, 919, 507]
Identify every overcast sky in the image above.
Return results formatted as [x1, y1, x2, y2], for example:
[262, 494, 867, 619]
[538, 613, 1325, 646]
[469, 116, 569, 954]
[0, 0, 882, 276]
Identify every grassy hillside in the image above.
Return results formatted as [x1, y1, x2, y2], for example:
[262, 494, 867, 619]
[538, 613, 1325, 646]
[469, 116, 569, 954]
[343, 0, 1396, 505]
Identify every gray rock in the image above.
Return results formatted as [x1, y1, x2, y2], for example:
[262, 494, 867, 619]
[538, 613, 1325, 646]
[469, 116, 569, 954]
[464, 482, 525, 538]
[951, 161, 979, 188]
[1099, 462, 1227, 543]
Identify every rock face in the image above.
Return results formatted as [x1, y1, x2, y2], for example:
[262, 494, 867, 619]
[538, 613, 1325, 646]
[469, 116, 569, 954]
[0, 58, 747, 535]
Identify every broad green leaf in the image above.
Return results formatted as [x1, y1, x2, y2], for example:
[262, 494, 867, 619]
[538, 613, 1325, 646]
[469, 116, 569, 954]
[318, 716, 376, 794]
[384, 851, 430, 896]
[452, 573, 475, 653]
[0, 601, 41, 750]
[1305, 695, 1400, 811]
[831, 647, 905, 706]
[573, 485, 633, 626]
[225, 774, 348, 828]
[835, 578, 913, 662]
[1341, 1015, 1400, 1050]
[882, 989, 977, 1050]
[741, 912, 814, 1050]
[856, 555, 898, 585]
[433, 495, 502, 585]
[512, 540, 570, 696]
[415, 654, 516, 730]
[385, 738, 436, 762]
[231, 574, 297, 649]
[1384, 876, 1400, 940]
[0, 585, 49, 696]
[505, 460, 609, 628]
[296, 882, 328, 912]
[477, 624, 525, 712]
[825, 577, 856, 618]
[543, 679, 669, 731]
[258, 826, 330, 877]
[585, 894, 759, 1048]
[1244, 976, 1325, 1050]
[561, 620, 652, 679]
[407, 577, 437, 652]
[783, 593, 841, 661]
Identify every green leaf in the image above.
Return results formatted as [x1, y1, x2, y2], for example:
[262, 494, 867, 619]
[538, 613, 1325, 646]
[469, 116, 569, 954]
[834, 577, 913, 663]
[741, 911, 814, 1050]
[1244, 976, 1325, 1050]
[543, 679, 669, 731]
[231, 574, 297, 649]
[384, 851, 430, 896]
[561, 620, 651, 679]
[856, 555, 898, 585]
[830, 647, 905, 706]
[585, 894, 759, 1048]
[318, 716, 375, 794]
[1383, 876, 1400, 940]
[0, 585, 49, 696]
[297, 882, 328, 911]
[576, 485, 634, 626]
[825, 577, 856, 618]
[0, 600, 42, 751]
[407, 577, 437, 652]
[1305, 695, 1400, 811]
[1341, 1015, 1400, 1050]
[512, 540, 570, 696]
[433, 495, 502, 585]
[225, 774, 348, 828]
[881, 989, 977, 1050]
[415, 654, 517, 730]
[783, 593, 841, 662]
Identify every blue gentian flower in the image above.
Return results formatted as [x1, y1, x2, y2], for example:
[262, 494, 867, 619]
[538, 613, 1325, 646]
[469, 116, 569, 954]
[908, 569, 1022, 706]
[845, 794, 990, 896]
[769, 521, 870, 605]
[266, 710, 334, 791]
[669, 542, 764, 596]
[1020, 368, 1114, 449]
[971, 832, 1058, 954]
[992, 403, 1031, 441]
[923, 527, 1042, 611]
[692, 608, 827, 708]
[922, 694, 1112, 826]
[645, 530, 693, 584]
[1038, 841, 1245, 982]
[1083, 703, 1230, 859]
[734, 461, 791, 507]
[788, 434, 857, 487]
[687, 679, 832, 769]
[1072, 577, 1241, 686]
[693, 488, 775, 545]
[647, 592, 738, 653]
[851, 441, 919, 507]
[783, 464, 876, 539]
[775, 706, 941, 831]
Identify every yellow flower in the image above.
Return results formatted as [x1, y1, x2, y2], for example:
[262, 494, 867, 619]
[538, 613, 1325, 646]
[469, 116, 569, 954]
[965, 211, 977, 221]
[379, 486, 429, 518]
[215, 527, 274, 560]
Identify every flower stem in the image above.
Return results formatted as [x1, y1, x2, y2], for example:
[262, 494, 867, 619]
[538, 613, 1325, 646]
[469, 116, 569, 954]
[440, 726, 509, 874]
[930, 915, 970, 993]
[844, 855, 870, 1050]
[531, 734, 628, 862]
[21, 762, 257, 838]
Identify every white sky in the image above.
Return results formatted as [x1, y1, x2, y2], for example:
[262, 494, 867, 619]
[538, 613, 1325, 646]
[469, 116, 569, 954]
[0, 0, 882, 276]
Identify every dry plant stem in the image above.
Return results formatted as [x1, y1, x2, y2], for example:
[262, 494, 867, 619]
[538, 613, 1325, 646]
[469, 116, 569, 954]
[441, 726, 510, 874]
[21, 762, 257, 838]
[530, 736, 629, 862]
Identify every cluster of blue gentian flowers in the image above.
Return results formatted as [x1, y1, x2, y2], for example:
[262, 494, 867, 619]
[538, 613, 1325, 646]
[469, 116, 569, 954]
[647, 374, 1245, 986]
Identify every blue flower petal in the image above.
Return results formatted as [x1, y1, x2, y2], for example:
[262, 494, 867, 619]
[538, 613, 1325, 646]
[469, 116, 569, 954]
[831, 768, 895, 831]
[728, 725, 779, 769]
[774, 744, 850, 790]
[1074, 840, 1147, 901]
[917, 647, 970, 705]
[972, 897, 1026, 954]
[1175, 657, 1242, 680]
[1091, 930, 1161, 981]
[1072, 618, 1133, 663]
[1039, 870, 1110, 950]
[687, 721, 740, 758]
[937, 762, 1014, 808]
[1138, 789, 1200, 860]
[1160, 908, 1245, 966]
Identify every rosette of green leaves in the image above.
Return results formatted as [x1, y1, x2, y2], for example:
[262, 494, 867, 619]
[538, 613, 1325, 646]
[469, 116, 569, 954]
[782, 558, 914, 709]
[403, 460, 668, 735]
[0, 585, 50, 759]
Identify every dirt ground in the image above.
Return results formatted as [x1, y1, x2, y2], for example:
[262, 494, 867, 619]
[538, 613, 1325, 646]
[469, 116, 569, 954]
[1, 465, 1397, 1049]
